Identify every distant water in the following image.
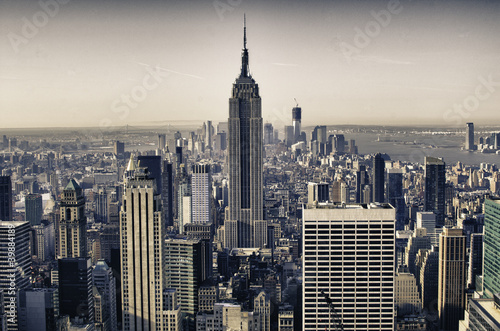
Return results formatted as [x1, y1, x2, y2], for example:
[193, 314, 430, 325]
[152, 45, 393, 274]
[350, 132, 499, 166]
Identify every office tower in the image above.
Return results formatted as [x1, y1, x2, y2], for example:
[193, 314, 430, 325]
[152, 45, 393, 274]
[302, 203, 395, 331]
[177, 170, 191, 234]
[466, 122, 475, 151]
[311, 125, 327, 144]
[58, 257, 94, 325]
[206, 121, 214, 150]
[395, 270, 422, 316]
[404, 228, 431, 275]
[175, 146, 183, 168]
[137, 155, 162, 194]
[331, 180, 342, 203]
[25, 193, 42, 226]
[162, 289, 181, 331]
[95, 187, 108, 223]
[0, 221, 31, 331]
[284, 125, 294, 147]
[162, 161, 174, 227]
[484, 197, 500, 298]
[18, 288, 58, 331]
[120, 168, 165, 330]
[114, 141, 125, 156]
[416, 212, 439, 246]
[254, 291, 271, 331]
[191, 164, 212, 224]
[331, 134, 345, 153]
[264, 123, 274, 145]
[424, 157, 446, 227]
[468, 233, 483, 290]
[355, 165, 369, 203]
[307, 182, 329, 204]
[292, 106, 301, 143]
[419, 246, 438, 310]
[227, 18, 266, 249]
[214, 132, 227, 151]
[0, 176, 12, 222]
[438, 228, 466, 331]
[93, 260, 118, 331]
[33, 221, 55, 261]
[372, 153, 385, 203]
[158, 134, 166, 150]
[460, 295, 500, 330]
[164, 238, 209, 330]
[387, 169, 405, 229]
[58, 179, 87, 258]
[198, 281, 219, 313]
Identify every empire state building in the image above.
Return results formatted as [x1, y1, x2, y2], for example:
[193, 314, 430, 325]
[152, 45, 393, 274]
[226, 17, 266, 249]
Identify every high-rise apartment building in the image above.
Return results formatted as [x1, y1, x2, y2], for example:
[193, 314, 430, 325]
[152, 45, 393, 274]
[438, 228, 466, 331]
[302, 203, 395, 331]
[424, 157, 446, 227]
[484, 197, 500, 298]
[120, 168, 165, 330]
[226, 18, 266, 249]
[58, 179, 87, 258]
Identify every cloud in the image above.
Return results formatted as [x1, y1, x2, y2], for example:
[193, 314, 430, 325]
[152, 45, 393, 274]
[136, 62, 205, 80]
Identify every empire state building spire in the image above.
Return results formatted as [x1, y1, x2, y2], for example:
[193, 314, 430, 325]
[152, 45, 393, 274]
[240, 14, 250, 78]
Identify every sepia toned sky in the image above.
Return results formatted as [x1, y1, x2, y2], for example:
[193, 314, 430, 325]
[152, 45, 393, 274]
[1, 0, 499, 128]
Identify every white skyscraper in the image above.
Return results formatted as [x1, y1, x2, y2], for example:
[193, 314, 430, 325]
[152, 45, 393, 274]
[120, 168, 165, 331]
[302, 203, 396, 331]
[191, 164, 212, 224]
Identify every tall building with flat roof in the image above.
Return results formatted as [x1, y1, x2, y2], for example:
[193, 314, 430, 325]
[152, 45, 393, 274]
[120, 168, 165, 330]
[466, 122, 475, 151]
[191, 164, 212, 224]
[424, 157, 446, 227]
[372, 153, 385, 203]
[302, 203, 395, 330]
[25, 193, 42, 226]
[438, 228, 466, 331]
[226, 17, 266, 249]
[0, 176, 12, 222]
[484, 197, 500, 298]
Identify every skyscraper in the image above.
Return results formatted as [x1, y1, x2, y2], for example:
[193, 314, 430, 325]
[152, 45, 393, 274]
[226, 17, 266, 249]
[424, 157, 446, 227]
[372, 153, 385, 203]
[483, 197, 500, 298]
[438, 228, 466, 331]
[137, 155, 162, 195]
[0, 176, 12, 222]
[355, 165, 369, 203]
[58, 257, 94, 325]
[264, 123, 274, 145]
[191, 164, 212, 224]
[292, 106, 301, 144]
[58, 179, 87, 258]
[93, 260, 118, 331]
[25, 193, 43, 226]
[386, 169, 405, 229]
[302, 203, 395, 330]
[120, 168, 165, 330]
[465, 122, 475, 151]
[162, 161, 174, 227]
[164, 238, 209, 330]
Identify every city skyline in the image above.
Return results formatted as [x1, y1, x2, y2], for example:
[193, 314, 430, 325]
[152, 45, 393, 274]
[1, 0, 500, 128]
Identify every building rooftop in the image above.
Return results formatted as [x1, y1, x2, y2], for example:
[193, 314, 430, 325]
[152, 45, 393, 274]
[305, 202, 394, 210]
[470, 298, 500, 328]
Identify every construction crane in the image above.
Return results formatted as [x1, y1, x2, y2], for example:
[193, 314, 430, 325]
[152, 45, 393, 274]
[294, 98, 299, 107]
[321, 290, 344, 331]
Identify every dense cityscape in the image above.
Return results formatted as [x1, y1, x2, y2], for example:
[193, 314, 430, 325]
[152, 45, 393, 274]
[1, 1, 500, 331]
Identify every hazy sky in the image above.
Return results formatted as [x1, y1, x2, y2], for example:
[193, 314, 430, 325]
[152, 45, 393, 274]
[1, 0, 500, 129]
